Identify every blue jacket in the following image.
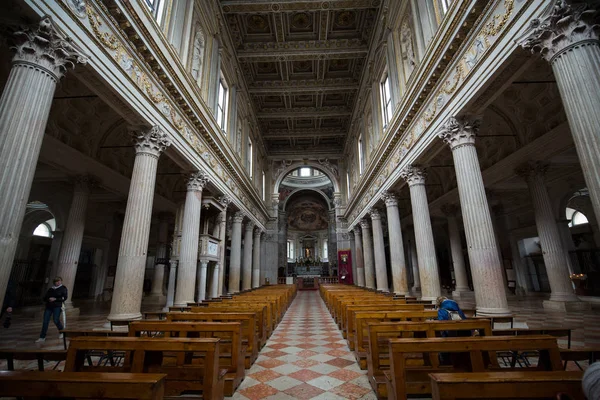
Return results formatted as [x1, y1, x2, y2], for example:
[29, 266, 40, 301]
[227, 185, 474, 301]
[437, 299, 467, 321]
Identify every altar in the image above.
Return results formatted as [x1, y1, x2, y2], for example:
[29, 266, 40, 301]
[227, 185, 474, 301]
[295, 265, 322, 276]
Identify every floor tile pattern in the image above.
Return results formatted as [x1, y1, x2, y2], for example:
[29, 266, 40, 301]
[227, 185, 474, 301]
[230, 291, 376, 400]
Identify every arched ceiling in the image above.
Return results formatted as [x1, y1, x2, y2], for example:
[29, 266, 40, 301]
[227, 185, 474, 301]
[220, 0, 382, 156]
[285, 190, 330, 231]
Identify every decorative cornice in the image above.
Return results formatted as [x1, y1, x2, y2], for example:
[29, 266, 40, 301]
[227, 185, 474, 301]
[187, 171, 210, 192]
[12, 16, 88, 80]
[132, 126, 171, 157]
[400, 166, 427, 187]
[437, 115, 481, 150]
[520, 0, 600, 62]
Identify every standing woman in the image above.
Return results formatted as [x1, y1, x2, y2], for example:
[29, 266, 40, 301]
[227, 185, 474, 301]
[35, 277, 67, 343]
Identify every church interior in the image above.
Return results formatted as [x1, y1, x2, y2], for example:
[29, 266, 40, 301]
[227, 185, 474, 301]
[0, 0, 600, 399]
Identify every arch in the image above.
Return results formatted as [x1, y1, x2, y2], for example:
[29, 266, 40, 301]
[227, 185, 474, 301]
[282, 188, 333, 211]
[273, 161, 340, 195]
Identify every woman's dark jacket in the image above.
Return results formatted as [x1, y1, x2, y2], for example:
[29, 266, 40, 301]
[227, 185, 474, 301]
[43, 286, 68, 309]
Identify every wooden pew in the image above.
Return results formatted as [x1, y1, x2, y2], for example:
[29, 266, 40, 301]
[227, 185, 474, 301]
[493, 328, 572, 348]
[0, 349, 67, 371]
[191, 304, 268, 347]
[66, 337, 225, 399]
[429, 371, 584, 400]
[385, 335, 563, 400]
[0, 371, 167, 400]
[129, 321, 245, 396]
[337, 299, 409, 328]
[144, 311, 167, 320]
[60, 329, 129, 350]
[167, 311, 258, 368]
[353, 310, 438, 358]
[367, 319, 493, 398]
[560, 347, 600, 370]
[344, 304, 425, 343]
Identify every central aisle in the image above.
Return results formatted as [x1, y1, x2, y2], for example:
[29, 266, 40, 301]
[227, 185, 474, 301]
[230, 290, 377, 400]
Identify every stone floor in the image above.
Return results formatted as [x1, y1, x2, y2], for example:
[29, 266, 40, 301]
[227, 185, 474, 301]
[1, 290, 599, 398]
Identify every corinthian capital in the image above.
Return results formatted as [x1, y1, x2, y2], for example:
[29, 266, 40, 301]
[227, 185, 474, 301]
[12, 16, 88, 80]
[515, 161, 549, 179]
[219, 196, 232, 207]
[233, 211, 245, 223]
[369, 208, 381, 220]
[520, 0, 600, 62]
[254, 227, 262, 238]
[132, 126, 171, 157]
[187, 170, 209, 191]
[381, 191, 398, 207]
[359, 219, 371, 230]
[437, 116, 481, 150]
[400, 165, 427, 186]
[353, 225, 362, 237]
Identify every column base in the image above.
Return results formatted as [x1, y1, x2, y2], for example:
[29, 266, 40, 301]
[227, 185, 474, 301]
[452, 290, 474, 299]
[64, 307, 80, 318]
[543, 299, 590, 312]
[144, 294, 166, 304]
[107, 312, 142, 321]
[421, 296, 437, 301]
[475, 307, 513, 317]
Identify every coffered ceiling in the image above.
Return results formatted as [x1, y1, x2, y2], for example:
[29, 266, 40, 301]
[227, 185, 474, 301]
[220, 0, 382, 157]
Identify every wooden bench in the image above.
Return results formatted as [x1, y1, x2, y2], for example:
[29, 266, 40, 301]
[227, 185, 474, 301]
[560, 347, 600, 370]
[338, 300, 410, 328]
[65, 336, 225, 399]
[344, 304, 425, 342]
[493, 328, 572, 348]
[366, 320, 493, 398]
[192, 304, 268, 346]
[130, 321, 245, 396]
[144, 311, 167, 320]
[168, 311, 258, 368]
[429, 371, 584, 400]
[0, 349, 67, 371]
[385, 335, 563, 400]
[61, 329, 129, 350]
[0, 371, 167, 400]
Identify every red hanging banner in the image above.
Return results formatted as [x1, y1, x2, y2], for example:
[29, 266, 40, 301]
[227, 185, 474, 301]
[337, 249, 353, 285]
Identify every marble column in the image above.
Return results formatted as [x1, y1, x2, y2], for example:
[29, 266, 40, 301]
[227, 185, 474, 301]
[518, 162, 585, 310]
[242, 221, 254, 291]
[196, 260, 208, 302]
[164, 260, 178, 311]
[370, 209, 389, 292]
[252, 228, 262, 288]
[360, 219, 376, 289]
[174, 172, 208, 307]
[522, 1, 600, 230]
[108, 126, 171, 321]
[210, 262, 220, 299]
[164, 203, 184, 311]
[557, 219, 578, 275]
[441, 204, 472, 298]
[150, 214, 169, 298]
[400, 167, 441, 300]
[382, 192, 409, 295]
[56, 176, 92, 310]
[217, 197, 230, 296]
[278, 210, 287, 277]
[0, 17, 86, 305]
[353, 226, 365, 287]
[437, 117, 509, 315]
[408, 233, 421, 292]
[229, 212, 244, 293]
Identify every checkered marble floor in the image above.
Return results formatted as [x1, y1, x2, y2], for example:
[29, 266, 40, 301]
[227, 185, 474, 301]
[228, 291, 376, 400]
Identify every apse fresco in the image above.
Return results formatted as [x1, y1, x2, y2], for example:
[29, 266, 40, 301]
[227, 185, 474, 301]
[286, 195, 329, 231]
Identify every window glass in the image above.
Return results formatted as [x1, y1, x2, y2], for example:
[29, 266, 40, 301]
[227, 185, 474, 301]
[381, 75, 393, 128]
[248, 138, 253, 177]
[358, 135, 364, 175]
[440, 0, 453, 13]
[217, 79, 227, 132]
[262, 171, 266, 201]
[33, 223, 52, 238]
[323, 240, 328, 257]
[287, 241, 295, 259]
[300, 167, 311, 177]
[145, 0, 167, 25]
[346, 172, 351, 197]
[567, 207, 589, 227]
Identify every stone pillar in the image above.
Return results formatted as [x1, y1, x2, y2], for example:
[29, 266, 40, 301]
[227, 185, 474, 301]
[441, 204, 472, 298]
[108, 127, 171, 321]
[164, 260, 178, 311]
[328, 210, 338, 276]
[278, 210, 287, 276]
[557, 219, 578, 275]
[408, 232, 421, 292]
[353, 226, 365, 287]
[210, 262, 220, 299]
[252, 228, 261, 288]
[522, 1, 600, 230]
[382, 192, 409, 295]
[196, 260, 208, 302]
[509, 235, 530, 296]
[56, 176, 92, 310]
[242, 221, 254, 291]
[360, 219, 376, 289]
[437, 117, 509, 315]
[370, 209, 389, 292]
[400, 166, 441, 301]
[517, 162, 585, 310]
[174, 172, 208, 307]
[150, 214, 169, 298]
[217, 197, 230, 296]
[229, 212, 244, 293]
[0, 17, 86, 305]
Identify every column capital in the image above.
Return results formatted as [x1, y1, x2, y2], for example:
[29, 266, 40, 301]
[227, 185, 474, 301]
[254, 227, 262, 238]
[441, 203, 460, 217]
[369, 208, 382, 220]
[233, 211, 245, 223]
[132, 126, 171, 157]
[515, 161, 549, 179]
[71, 175, 97, 193]
[359, 218, 371, 230]
[187, 170, 209, 191]
[520, 0, 600, 63]
[12, 16, 88, 80]
[219, 195, 232, 208]
[353, 225, 362, 237]
[245, 221, 255, 232]
[381, 191, 398, 207]
[437, 116, 481, 150]
[400, 165, 427, 186]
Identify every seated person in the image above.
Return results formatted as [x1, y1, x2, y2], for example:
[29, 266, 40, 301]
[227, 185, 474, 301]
[436, 296, 470, 366]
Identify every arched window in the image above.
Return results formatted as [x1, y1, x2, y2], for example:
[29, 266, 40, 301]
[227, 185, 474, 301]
[33, 218, 55, 238]
[566, 207, 589, 227]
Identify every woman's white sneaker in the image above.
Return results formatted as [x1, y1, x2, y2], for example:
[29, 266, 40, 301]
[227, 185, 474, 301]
[35, 338, 45, 343]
